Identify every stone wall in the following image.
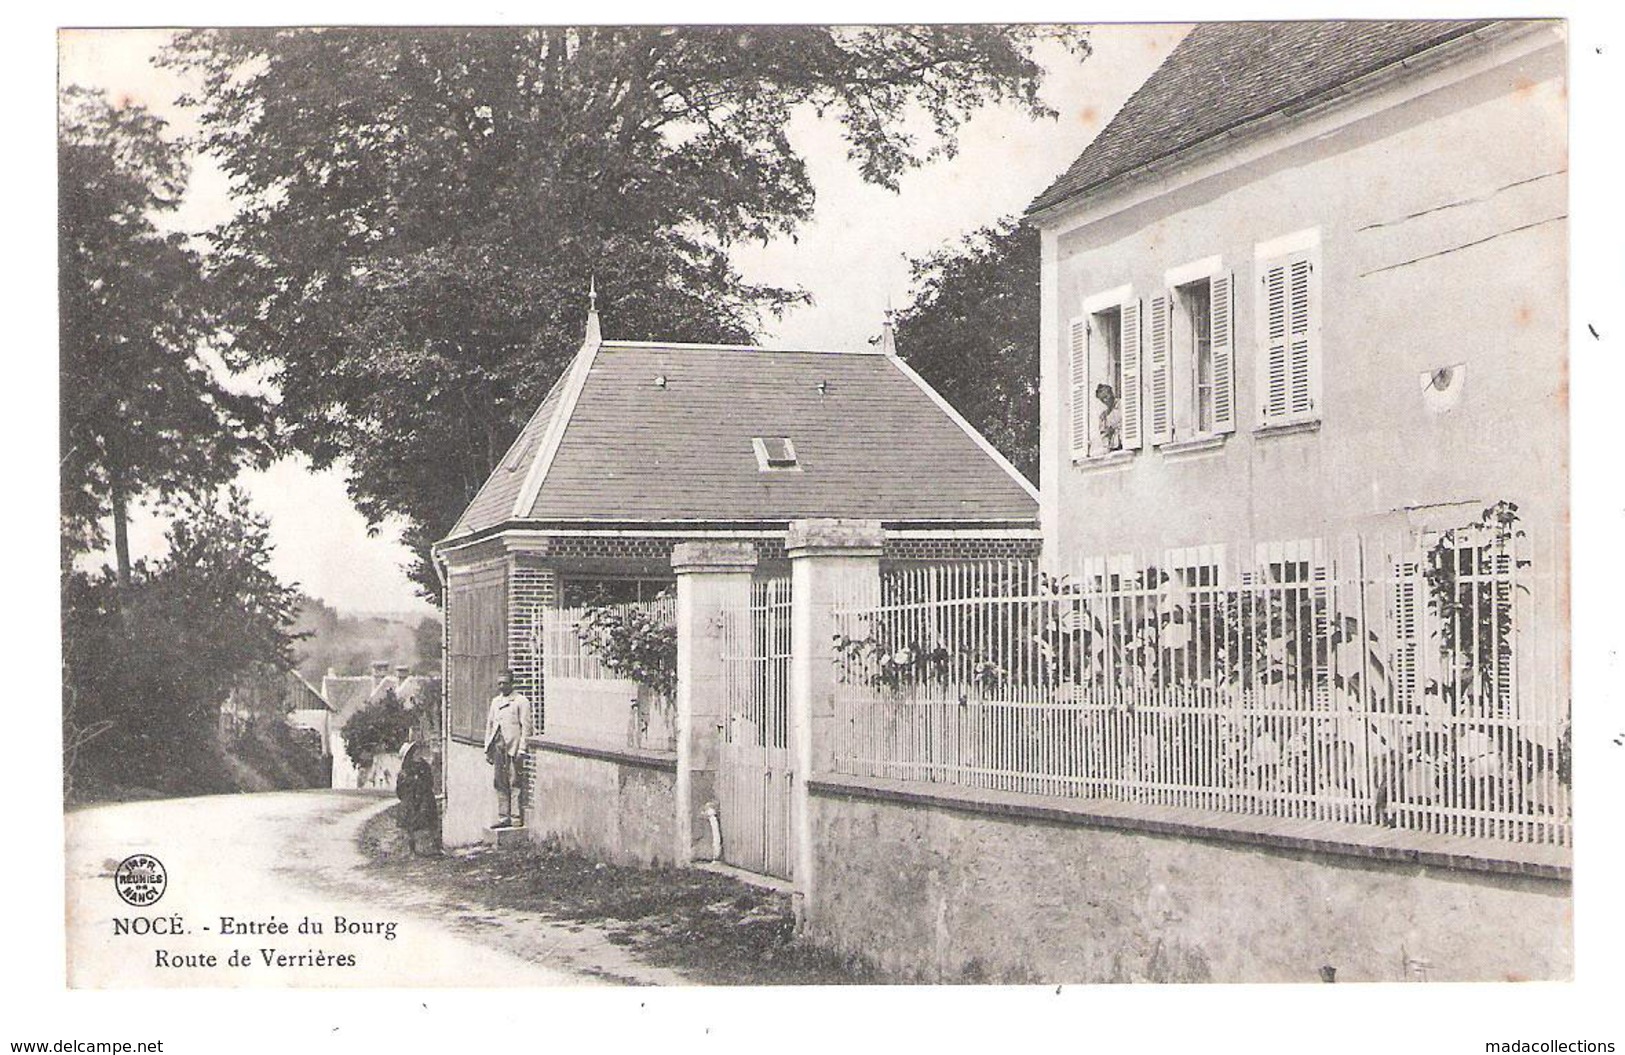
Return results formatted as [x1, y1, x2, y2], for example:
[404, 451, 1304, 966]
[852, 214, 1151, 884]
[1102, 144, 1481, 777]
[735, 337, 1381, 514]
[529, 743, 678, 866]
[806, 781, 1571, 984]
[442, 739, 494, 847]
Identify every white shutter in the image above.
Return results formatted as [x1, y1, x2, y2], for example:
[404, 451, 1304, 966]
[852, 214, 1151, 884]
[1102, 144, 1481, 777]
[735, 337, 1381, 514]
[1210, 273, 1236, 434]
[1147, 293, 1172, 445]
[1261, 263, 1289, 421]
[1288, 257, 1314, 416]
[1120, 299, 1143, 450]
[1260, 252, 1316, 423]
[1068, 316, 1089, 461]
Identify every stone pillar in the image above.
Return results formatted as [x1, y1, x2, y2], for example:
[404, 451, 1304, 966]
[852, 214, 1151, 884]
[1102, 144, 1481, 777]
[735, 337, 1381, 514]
[786, 519, 883, 919]
[672, 541, 758, 865]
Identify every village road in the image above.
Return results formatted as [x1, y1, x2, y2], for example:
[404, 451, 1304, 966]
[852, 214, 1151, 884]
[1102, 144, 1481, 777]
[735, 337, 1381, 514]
[65, 790, 643, 987]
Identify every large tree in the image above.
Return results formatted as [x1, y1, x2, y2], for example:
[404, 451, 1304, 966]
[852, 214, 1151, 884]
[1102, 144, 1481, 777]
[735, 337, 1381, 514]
[58, 86, 272, 587]
[164, 27, 1088, 592]
[894, 217, 1039, 482]
[63, 487, 304, 796]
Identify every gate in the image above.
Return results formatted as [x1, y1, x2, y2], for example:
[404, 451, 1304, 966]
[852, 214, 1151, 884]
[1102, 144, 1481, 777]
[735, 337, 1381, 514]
[717, 577, 794, 879]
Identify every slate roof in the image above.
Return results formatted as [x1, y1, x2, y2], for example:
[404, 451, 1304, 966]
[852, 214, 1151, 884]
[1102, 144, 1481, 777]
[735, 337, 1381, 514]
[443, 340, 1038, 542]
[321, 675, 376, 723]
[1027, 20, 1491, 217]
[450, 369, 570, 539]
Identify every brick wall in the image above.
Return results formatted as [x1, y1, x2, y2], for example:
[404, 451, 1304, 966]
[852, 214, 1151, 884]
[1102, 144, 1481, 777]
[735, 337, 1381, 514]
[881, 537, 1042, 563]
[508, 563, 556, 821]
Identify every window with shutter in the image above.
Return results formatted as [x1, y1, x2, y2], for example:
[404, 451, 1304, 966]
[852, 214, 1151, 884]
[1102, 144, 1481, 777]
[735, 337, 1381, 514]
[1256, 238, 1320, 426]
[1120, 299, 1143, 450]
[1068, 316, 1089, 461]
[1147, 293, 1172, 445]
[1209, 274, 1236, 433]
[1162, 257, 1234, 444]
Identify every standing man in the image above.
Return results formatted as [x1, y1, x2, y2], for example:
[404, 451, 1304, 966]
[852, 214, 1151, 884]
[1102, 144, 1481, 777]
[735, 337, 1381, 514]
[485, 670, 533, 827]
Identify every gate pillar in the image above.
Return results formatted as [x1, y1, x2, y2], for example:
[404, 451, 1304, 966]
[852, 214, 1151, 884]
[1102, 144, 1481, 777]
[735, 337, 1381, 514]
[672, 541, 758, 865]
[786, 519, 884, 921]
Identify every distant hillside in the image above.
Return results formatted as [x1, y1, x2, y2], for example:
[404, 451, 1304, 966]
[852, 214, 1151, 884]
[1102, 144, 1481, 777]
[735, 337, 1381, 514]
[292, 595, 442, 682]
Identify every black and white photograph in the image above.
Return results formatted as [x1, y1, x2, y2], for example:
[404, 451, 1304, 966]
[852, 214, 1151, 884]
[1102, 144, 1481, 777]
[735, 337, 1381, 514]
[17, 4, 1625, 1050]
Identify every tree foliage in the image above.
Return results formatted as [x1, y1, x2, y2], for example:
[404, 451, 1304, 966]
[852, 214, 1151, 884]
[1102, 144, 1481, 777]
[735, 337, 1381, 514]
[62, 487, 303, 795]
[58, 86, 272, 582]
[163, 27, 1087, 592]
[893, 216, 1039, 482]
[340, 689, 416, 767]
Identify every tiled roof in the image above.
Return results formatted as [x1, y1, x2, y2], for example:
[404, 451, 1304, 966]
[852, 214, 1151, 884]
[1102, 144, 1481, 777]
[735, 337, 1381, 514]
[448, 369, 570, 539]
[321, 676, 375, 722]
[443, 340, 1038, 541]
[1027, 20, 1490, 217]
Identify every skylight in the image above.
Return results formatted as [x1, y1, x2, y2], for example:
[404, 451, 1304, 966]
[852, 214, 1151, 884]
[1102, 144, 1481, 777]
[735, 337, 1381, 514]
[752, 436, 799, 472]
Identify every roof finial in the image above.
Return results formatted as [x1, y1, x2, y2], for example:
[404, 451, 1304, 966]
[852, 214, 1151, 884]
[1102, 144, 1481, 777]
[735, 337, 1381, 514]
[880, 295, 897, 356]
[583, 272, 602, 347]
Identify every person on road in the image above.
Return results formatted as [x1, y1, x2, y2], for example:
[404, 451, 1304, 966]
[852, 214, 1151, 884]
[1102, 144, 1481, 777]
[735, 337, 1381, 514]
[485, 671, 533, 828]
[395, 740, 440, 856]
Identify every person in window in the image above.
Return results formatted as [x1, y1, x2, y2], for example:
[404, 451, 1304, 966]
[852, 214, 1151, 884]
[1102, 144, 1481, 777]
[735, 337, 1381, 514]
[485, 670, 533, 827]
[1096, 383, 1122, 452]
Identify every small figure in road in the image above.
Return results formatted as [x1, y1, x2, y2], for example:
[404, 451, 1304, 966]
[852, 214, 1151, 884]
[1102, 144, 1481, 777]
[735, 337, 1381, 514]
[395, 741, 440, 856]
[485, 671, 533, 828]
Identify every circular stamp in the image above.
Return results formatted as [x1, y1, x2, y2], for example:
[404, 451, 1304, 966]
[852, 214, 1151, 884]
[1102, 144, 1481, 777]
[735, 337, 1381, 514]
[114, 854, 167, 907]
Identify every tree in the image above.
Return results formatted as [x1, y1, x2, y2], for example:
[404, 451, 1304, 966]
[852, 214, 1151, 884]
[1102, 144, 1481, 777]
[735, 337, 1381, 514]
[58, 86, 272, 588]
[340, 689, 416, 768]
[62, 487, 303, 795]
[893, 217, 1039, 482]
[163, 27, 1089, 592]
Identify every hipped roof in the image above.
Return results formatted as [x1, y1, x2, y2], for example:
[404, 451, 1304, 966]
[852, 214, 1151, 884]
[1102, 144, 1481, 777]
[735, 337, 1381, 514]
[443, 338, 1038, 543]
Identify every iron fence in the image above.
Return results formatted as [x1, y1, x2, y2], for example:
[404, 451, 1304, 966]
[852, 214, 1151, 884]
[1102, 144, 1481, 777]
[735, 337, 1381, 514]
[831, 519, 1568, 846]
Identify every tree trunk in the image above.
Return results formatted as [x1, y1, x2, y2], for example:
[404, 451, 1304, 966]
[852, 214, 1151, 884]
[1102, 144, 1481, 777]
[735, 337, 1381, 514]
[109, 467, 132, 628]
[110, 473, 131, 590]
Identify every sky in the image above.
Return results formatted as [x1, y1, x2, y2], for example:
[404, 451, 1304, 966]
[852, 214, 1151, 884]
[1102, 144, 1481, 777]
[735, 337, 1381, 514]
[56, 25, 1184, 615]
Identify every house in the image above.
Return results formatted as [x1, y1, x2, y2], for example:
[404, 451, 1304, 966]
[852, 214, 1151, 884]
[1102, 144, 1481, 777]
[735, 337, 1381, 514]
[1026, 20, 1566, 573]
[280, 669, 333, 758]
[432, 302, 1040, 848]
[219, 664, 329, 750]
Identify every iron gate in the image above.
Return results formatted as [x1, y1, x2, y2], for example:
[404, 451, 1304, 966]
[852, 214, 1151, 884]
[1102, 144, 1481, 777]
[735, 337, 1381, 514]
[717, 577, 794, 879]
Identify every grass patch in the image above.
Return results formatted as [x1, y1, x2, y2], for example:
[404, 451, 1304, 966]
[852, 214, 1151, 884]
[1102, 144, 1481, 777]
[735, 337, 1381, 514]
[359, 806, 882, 985]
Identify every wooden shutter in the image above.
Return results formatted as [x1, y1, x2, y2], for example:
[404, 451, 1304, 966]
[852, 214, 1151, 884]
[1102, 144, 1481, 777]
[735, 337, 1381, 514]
[1068, 316, 1089, 461]
[1210, 273, 1236, 433]
[1288, 257, 1315, 416]
[1147, 293, 1172, 445]
[1261, 263, 1289, 421]
[1120, 298, 1143, 450]
[1261, 253, 1315, 422]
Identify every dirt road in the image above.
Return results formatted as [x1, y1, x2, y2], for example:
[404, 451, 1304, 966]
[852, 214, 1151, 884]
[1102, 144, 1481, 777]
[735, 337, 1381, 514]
[65, 789, 678, 987]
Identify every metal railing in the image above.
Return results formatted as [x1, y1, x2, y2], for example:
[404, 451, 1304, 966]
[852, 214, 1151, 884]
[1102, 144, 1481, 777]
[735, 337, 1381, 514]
[831, 522, 1569, 847]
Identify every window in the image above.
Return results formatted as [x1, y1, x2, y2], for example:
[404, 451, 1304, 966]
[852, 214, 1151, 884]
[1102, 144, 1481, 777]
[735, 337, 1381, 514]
[752, 436, 799, 471]
[1068, 289, 1141, 460]
[1254, 538, 1329, 702]
[560, 577, 674, 608]
[1092, 306, 1124, 453]
[1164, 545, 1226, 682]
[1255, 231, 1321, 425]
[1149, 260, 1237, 446]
